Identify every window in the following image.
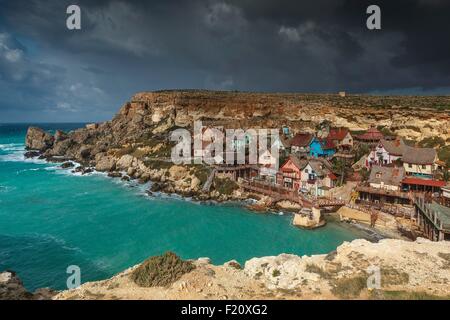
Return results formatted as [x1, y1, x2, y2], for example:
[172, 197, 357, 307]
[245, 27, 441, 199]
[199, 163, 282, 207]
[304, 169, 309, 173]
[408, 164, 413, 168]
[422, 165, 426, 169]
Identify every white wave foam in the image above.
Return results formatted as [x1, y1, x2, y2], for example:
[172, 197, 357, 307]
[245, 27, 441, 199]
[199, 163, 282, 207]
[0, 143, 24, 151]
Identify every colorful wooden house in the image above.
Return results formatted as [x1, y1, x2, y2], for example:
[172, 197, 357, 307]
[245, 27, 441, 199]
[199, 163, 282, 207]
[276, 155, 306, 190]
[402, 145, 438, 178]
[299, 158, 337, 196]
[367, 138, 405, 167]
[309, 137, 336, 158]
[290, 132, 313, 154]
[327, 128, 353, 151]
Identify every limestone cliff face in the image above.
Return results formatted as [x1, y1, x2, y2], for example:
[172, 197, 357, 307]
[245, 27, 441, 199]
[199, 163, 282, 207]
[24, 90, 449, 173]
[129, 90, 450, 141]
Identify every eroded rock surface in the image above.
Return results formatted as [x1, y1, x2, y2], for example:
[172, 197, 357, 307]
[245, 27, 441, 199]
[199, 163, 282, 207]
[54, 238, 450, 300]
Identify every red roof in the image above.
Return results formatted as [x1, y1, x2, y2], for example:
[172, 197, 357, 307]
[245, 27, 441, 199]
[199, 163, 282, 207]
[290, 133, 313, 147]
[328, 128, 349, 141]
[328, 172, 338, 180]
[357, 127, 384, 141]
[402, 178, 446, 188]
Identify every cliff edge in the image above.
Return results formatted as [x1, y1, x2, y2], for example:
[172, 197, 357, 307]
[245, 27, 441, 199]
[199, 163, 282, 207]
[53, 238, 450, 300]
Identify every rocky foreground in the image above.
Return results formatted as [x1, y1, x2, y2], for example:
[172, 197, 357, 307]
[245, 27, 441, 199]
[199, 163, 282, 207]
[47, 238, 450, 300]
[2, 232, 449, 300]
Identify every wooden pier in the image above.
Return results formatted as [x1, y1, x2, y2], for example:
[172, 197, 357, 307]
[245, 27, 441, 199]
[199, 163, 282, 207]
[241, 180, 346, 208]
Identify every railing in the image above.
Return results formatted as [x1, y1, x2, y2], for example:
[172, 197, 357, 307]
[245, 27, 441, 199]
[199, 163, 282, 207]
[414, 196, 444, 230]
[356, 185, 411, 199]
[241, 179, 346, 208]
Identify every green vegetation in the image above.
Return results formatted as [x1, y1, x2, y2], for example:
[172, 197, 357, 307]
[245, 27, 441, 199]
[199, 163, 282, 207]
[438, 145, 450, 168]
[131, 148, 150, 159]
[419, 136, 445, 148]
[404, 139, 417, 147]
[131, 251, 195, 287]
[359, 167, 370, 181]
[404, 125, 421, 133]
[305, 264, 332, 279]
[144, 159, 173, 170]
[434, 104, 450, 111]
[191, 165, 211, 186]
[227, 261, 242, 270]
[213, 177, 238, 195]
[438, 252, 450, 269]
[377, 126, 395, 137]
[272, 269, 281, 277]
[380, 266, 409, 286]
[354, 143, 370, 161]
[332, 158, 350, 185]
[114, 146, 135, 157]
[330, 274, 367, 299]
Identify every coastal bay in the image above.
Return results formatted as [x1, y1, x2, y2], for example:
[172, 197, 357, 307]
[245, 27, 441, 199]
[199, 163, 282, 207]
[0, 124, 366, 292]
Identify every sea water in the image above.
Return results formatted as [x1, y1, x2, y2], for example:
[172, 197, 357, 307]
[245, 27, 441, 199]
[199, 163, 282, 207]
[0, 124, 365, 291]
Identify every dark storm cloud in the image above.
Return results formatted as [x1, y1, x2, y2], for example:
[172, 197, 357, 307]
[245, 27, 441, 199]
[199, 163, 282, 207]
[0, 0, 449, 122]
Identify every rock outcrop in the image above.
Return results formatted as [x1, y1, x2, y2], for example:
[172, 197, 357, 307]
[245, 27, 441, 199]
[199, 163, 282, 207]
[25, 127, 54, 151]
[0, 271, 56, 300]
[53, 238, 450, 300]
[22, 90, 450, 201]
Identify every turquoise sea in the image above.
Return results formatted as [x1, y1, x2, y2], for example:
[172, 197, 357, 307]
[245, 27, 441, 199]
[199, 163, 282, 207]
[0, 124, 366, 291]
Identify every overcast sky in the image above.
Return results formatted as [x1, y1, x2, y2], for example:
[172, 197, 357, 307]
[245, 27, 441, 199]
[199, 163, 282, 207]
[0, 0, 449, 122]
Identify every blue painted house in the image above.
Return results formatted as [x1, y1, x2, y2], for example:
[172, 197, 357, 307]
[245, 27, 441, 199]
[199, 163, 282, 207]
[309, 137, 336, 158]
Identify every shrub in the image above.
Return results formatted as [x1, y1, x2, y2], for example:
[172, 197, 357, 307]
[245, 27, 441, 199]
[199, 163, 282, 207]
[131, 252, 195, 287]
[305, 264, 332, 279]
[438, 146, 450, 168]
[272, 269, 281, 277]
[144, 160, 172, 170]
[213, 177, 238, 195]
[380, 266, 409, 286]
[331, 275, 367, 299]
[114, 146, 135, 157]
[419, 136, 445, 148]
[377, 126, 395, 137]
[192, 165, 211, 186]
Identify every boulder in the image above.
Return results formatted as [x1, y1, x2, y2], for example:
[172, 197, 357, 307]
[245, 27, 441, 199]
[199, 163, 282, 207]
[0, 271, 33, 300]
[169, 165, 188, 180]
[190, 177, 201, 190]
[95, 155, 116, 172]
[117, 155, 136, 170]
[60, 162, 74, 169]
[108, 172, 122, 178]
[150, 182, 164, 192]
[25, 127, 54, 151]
[52, 139, 73, 156]
[0, 271, 56, 300]
[24, 151, 41, 158]
[77, 146, 92, 161]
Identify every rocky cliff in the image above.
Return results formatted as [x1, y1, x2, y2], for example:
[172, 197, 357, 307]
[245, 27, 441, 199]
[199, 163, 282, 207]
[0, 271, 56, 300]
[23, 90, 450, 200]
[53, 238, 450, 300]
[26, 91, 450, 163]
